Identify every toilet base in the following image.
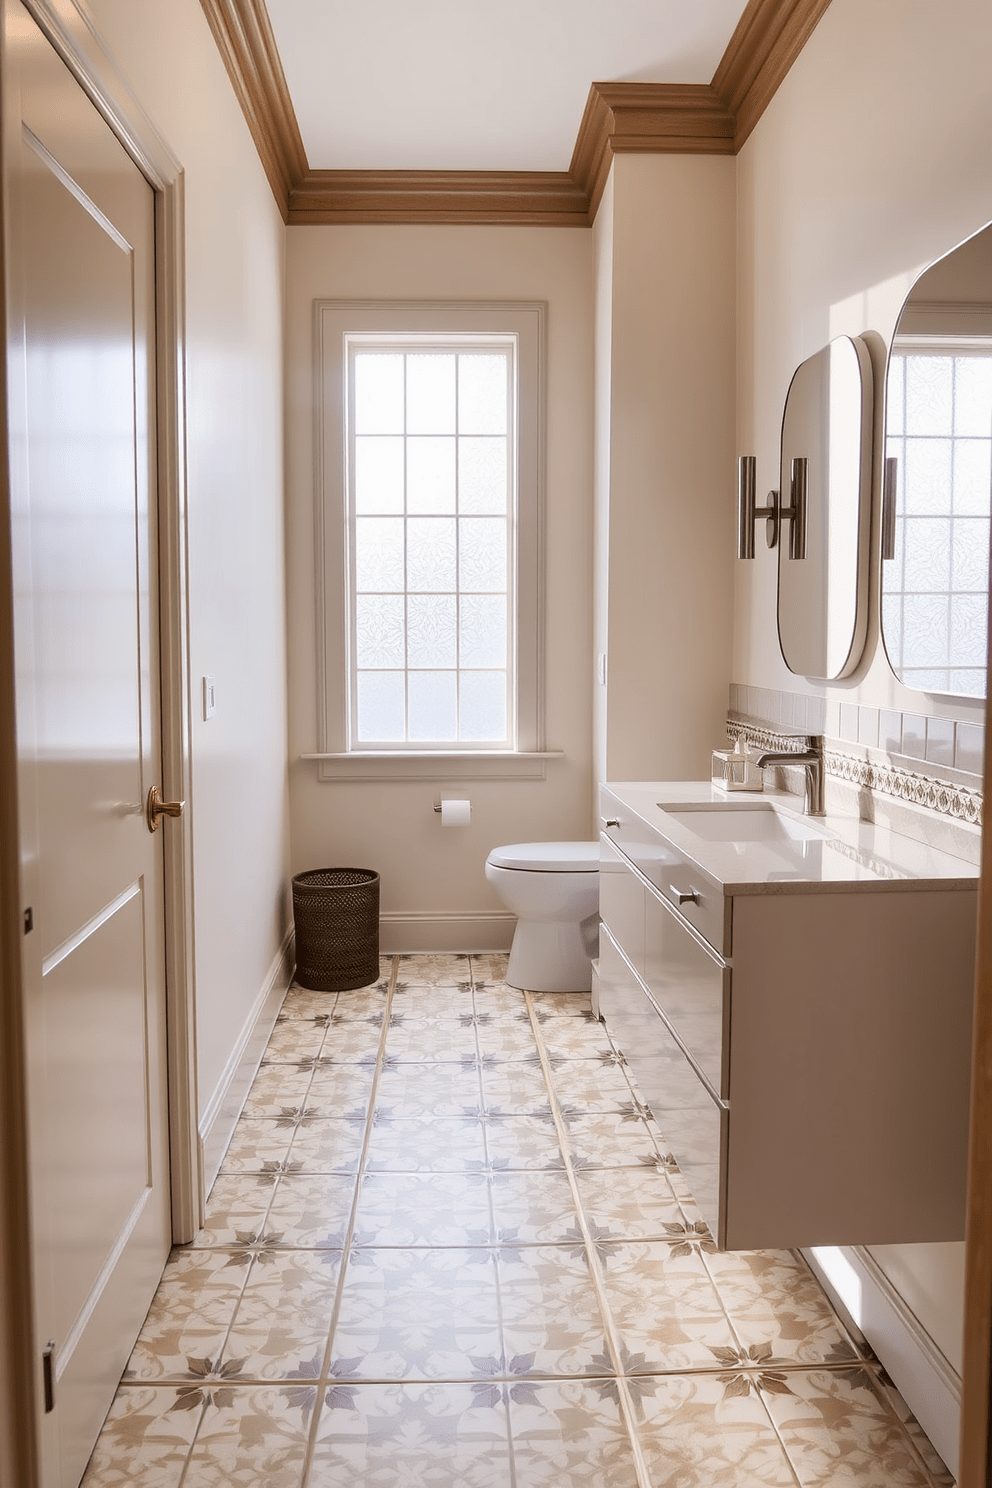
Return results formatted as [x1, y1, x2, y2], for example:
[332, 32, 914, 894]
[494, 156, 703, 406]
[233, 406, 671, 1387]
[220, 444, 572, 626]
[505, 917, 598, 993]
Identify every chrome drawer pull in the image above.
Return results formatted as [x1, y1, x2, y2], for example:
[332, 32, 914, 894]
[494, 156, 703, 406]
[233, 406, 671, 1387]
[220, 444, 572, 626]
[669, 885, 700, 906]
[602, 818, 620, 828]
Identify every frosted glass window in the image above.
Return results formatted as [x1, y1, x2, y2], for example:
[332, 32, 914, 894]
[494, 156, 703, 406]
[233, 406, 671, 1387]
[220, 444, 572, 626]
[346, 339, 514, 746]
[883, 350, 992, 693]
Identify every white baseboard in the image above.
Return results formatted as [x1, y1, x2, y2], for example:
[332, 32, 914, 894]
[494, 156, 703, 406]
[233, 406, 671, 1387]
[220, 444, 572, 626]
[803, 1245, 960, 1479]
[199, 927, 295, 1193]
[379, 911, 515, 953]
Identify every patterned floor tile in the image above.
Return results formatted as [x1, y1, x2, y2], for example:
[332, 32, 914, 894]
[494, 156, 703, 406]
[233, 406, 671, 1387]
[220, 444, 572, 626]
[529, 992, 593, 1016]
[634, 1371, 797, 1486]
[873, 1373, 955, 1485]
[124, 1249, 251, 1381]
[490, 1169, 580, 1244]
[263, 1020, 329, 1061]
[508, 1379, 639, 1488]
[538, 1019, 620, 1060]
[263, 1174, 357, 1248]
[470, 953, 510, 987]
[474, 986, 530, 1014]
[365, 1116, 488, 1172]
[331, 1248, 501, 1379]
[575, 1167, 687, 1240]
[315, 1020, 383, 1062]
[305, 1067, 376, 1116]
[325, 989, 389, 1020]
[221, 1250, 341, 1380]
[311, 1380, 512, 1486]
[497, 1246, 611, 1377]
[79, 1384, 202, 1487]
[547, 1061, 639, 1113]
[375, 1061, 483, 1118]
[396, 953, 473, 986]
[383, 1020, 480, 1062]
[480, 1063, 553, 1116]
[483, 1115, 565, 1171]
[286, 1119, 365, 1173]
[474, 1015, 540, 1062]
[598, 1242, 742, 1373]
[183, 1385, 311, 1487]
[241, 1068, 314, 1117]
[353, 1170, 493, 1246]
[220, 1119, 298, 1175]
[279, 985, 339, 1019]
[759, 1365, 935, 1486]
[703, 1249, 862, 1368]
[193, 1176, 276, 1247]
[566, 1112, 667, 1169]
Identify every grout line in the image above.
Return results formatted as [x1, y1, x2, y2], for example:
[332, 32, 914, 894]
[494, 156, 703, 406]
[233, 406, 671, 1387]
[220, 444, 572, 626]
[523, 991, 655, 1488]
[299, 955, 398, 1487]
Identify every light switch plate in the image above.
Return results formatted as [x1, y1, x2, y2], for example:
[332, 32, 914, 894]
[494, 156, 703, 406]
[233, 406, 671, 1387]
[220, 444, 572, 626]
[202, 674, 217, 720]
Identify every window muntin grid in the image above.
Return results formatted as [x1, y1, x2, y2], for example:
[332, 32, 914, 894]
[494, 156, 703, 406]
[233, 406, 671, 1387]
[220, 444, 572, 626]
[346, 339, 516, 748]
[882, 347, 992, 695]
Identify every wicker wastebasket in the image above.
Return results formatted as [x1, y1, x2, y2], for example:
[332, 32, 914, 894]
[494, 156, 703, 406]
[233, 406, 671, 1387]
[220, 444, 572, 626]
[292, 868, 380, 992]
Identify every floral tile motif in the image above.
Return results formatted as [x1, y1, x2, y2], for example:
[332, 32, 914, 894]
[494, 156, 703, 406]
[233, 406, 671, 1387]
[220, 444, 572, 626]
[125, 1249, 251, 1382]
[220, 1119, 298, 1175]
[480, 1063, 552, 1116]
[352, 1170, 493, 1246]
[483, 1115, 565, 1172]
[546, 1062, 639, 1114]
[598, 1242, 741, 1372]
[221, 1250, 341, 1379]
[327, 988, 389, 1020]
[396, 953, 473, 987]
[508, 1378, 640, 1488]
[490, 1170, 580, 1244]
[496, 1247, 611, 1378]
[374, 1062, 483, 1118]
[537, 1020, 619, 1061]
[79, 1384, 202, 1487]
[474, 1017, 540, 1062]
[285, 1119, 365, 1174]
[241, 1068, 313, 1117]
[305, 1068, 376, 1116]
[470, 953, 510, 986]
[263, 1020, 329, 1061]
[529, 992, 593, 1016]
[192, 1176, 276, 1248]
[474, 987, 530, 1014]
[262, 1175, 357, 1248]
[574, 1167, 687, 1240]
[312, 1380, 512, 1486]
[759, 1366, 935, 1486]
[183, 1384, 312, 1486]
[565, 1112, 667, 1170]
[383, 1020, 480, 1062]
[703, 1249, 861, 1368]
[315, 1020, 383, 1063]
[365, 1116, 488, 1173]
[634, 1370, 796, 1486]
[331, 1249, 501, 1380]
[279, 985, 339, 1019]
[873, 1371, 955, 1485]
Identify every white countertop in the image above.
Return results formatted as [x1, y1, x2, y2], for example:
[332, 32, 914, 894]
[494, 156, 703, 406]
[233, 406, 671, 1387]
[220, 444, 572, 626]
[602, 782, 980, 895]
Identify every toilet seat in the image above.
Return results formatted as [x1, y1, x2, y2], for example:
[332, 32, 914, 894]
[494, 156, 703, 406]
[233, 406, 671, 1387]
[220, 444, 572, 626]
[486, 841, 599, 872]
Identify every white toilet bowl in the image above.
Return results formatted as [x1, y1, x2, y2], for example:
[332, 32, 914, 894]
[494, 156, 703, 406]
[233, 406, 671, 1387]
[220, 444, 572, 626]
[485, 841, 600, 993]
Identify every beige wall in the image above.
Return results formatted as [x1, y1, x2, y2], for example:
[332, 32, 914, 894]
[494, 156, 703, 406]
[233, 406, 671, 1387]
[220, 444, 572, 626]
[285, 226, 595, 949]
[734, 0, 992, 1410]
[597, 154, 736, 784]
[82, 0, 292, 1120]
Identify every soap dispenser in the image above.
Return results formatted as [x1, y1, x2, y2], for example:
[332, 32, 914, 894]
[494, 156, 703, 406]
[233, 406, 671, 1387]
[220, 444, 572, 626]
[711, 736, 763, 793]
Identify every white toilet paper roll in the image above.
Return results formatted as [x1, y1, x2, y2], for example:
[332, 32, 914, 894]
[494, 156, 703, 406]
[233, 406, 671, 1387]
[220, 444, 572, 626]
[440, 798, 471, 827]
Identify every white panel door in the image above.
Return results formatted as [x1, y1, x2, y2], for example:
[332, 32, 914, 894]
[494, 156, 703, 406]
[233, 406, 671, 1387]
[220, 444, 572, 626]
[4, 6, 172, 1485]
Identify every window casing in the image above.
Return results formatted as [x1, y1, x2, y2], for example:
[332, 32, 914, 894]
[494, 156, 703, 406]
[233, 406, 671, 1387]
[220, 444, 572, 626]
[314, 302, 546, 779]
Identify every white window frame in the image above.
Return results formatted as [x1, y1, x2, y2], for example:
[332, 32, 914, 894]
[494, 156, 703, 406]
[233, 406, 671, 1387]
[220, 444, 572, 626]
[311, 301, 549, 781]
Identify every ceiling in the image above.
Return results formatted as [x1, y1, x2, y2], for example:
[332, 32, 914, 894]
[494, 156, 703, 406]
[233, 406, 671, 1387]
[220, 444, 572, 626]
[264, 0, 750, 172]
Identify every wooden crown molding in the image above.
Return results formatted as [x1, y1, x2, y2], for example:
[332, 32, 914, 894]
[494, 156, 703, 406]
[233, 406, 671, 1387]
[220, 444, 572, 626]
[201, 0, 833, 227]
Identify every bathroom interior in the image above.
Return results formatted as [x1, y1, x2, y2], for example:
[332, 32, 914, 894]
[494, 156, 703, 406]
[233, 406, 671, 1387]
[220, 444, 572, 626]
[2, 0, 992, 1484]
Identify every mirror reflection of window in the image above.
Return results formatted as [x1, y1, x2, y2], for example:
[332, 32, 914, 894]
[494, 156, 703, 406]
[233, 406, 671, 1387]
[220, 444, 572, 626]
[883, 343, 992, 694]
[881, 220, 992, 700]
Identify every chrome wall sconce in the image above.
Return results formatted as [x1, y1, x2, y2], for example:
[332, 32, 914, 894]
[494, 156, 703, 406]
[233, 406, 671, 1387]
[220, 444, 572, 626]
[736, 454, 807, 560]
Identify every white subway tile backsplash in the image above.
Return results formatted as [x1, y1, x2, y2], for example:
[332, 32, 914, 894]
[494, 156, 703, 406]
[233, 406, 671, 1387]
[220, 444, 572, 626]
[824, 698, 841, 739]
[839, 703, 859, 743]
[955, 722, 985, 775]
[879, 710, 902, 754]
[901, 714, 927, 760]
[807, 696, 826, 735]
[857, 706, 879, 748]
[925, 717, 955, 767]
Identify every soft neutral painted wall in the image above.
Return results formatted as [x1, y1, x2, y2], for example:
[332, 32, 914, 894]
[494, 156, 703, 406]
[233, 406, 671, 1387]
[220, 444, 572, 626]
[285, 226, 594, 950]
[734, 0, 992, 1395]
[80, 0, 292, 1122]
[597, 153, 736, 785]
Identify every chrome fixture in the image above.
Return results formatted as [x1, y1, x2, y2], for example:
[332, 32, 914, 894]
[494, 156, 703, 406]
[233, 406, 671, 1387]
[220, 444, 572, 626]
[737, 453, 809, 561]
[754, 737, 825, 817]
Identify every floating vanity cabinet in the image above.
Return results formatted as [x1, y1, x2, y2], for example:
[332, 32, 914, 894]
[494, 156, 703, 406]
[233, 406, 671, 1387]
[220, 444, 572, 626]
[597, 783, 978, 1251]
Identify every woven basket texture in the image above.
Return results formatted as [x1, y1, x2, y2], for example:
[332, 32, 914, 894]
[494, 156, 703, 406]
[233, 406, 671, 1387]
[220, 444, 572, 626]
[292, 868, 380, 992]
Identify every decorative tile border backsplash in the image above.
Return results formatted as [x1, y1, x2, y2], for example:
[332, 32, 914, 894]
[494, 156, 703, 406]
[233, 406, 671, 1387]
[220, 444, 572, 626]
[728, 683, 985, 826]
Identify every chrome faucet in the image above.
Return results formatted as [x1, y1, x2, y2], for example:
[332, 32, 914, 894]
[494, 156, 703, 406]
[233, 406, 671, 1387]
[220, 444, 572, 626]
[754, 735, 825, 817]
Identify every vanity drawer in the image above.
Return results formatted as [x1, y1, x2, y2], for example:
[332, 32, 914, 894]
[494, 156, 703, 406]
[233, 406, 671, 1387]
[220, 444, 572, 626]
[599, 836, 644, 974]
[643, 887, 729, 1098]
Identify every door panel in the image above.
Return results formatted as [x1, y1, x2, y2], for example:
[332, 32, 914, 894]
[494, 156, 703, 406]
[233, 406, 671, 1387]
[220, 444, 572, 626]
[5, 6, 171, 1485]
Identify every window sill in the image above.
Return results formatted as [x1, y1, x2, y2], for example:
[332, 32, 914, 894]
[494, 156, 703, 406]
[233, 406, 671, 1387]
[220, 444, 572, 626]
[301, 751, 564, 782]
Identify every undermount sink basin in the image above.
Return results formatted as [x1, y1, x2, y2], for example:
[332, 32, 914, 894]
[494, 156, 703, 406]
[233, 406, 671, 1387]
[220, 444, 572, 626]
[660, 801, 829, 844]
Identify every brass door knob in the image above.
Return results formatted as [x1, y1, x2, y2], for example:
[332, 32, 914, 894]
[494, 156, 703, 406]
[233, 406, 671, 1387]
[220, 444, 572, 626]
[147, 784, 185, 833]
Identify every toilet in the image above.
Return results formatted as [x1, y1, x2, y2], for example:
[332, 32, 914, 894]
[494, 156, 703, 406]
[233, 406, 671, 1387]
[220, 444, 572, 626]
[485, 841, 600, 993]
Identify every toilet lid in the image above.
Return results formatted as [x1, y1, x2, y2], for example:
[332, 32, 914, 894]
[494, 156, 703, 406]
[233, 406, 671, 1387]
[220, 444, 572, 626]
[487, 841, 600, 872]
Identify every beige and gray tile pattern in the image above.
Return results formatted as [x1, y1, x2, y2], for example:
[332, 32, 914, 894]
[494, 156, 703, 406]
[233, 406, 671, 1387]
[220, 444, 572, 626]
[82, 953, 954, 1487]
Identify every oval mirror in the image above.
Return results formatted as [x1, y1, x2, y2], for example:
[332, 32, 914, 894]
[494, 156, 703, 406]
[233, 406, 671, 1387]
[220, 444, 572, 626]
[881, 222, 992, 699]
[777, 336, 873, 680]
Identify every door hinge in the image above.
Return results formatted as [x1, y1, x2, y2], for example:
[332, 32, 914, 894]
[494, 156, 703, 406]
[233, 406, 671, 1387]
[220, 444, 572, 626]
[42, 1340, 56, 1413]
